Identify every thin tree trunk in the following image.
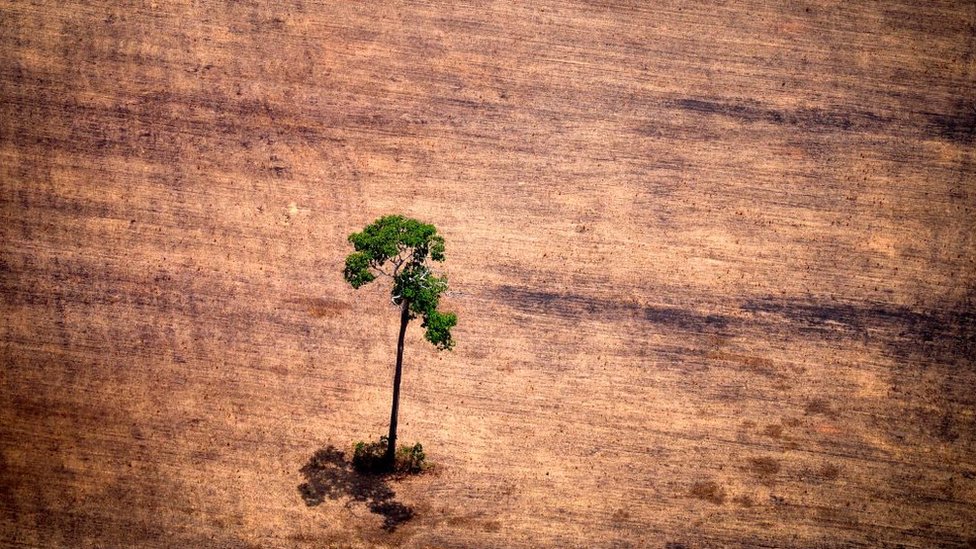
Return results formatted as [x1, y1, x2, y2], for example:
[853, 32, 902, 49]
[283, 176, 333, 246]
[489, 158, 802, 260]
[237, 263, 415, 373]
[385, 299, 410, 469]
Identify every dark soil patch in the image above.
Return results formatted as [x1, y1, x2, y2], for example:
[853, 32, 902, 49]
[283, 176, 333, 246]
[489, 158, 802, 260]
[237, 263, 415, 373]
[762, 424, 784, 438]
[748, 457, 781, 478]
[689, 480, 726, 504]
[805, 398, 836, 417]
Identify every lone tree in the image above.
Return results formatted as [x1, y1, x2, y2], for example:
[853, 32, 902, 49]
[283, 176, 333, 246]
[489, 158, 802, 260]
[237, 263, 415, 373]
[343, 215, 457, 469]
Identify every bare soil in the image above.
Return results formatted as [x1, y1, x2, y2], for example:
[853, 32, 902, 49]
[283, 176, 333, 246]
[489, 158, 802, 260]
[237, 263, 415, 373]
[1, 1, 975, 547]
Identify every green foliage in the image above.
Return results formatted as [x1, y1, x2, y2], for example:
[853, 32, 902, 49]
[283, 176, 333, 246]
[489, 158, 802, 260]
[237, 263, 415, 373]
[352, 437, 389, 474]
[344, 215, 456, 349]
[395, 443, 426, 474]
[352, 437, 427, 475]
[343, 252, 376, 288]
[422, 310, 457, 350]
[346, 215, 440, 272]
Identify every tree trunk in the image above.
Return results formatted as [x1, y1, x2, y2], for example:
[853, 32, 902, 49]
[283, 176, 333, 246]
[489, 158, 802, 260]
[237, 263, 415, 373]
[385, 299, 410, 469]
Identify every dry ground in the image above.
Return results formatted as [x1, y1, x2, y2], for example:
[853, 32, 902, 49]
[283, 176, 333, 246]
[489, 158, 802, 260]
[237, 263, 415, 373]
[2, 1, 975, 547]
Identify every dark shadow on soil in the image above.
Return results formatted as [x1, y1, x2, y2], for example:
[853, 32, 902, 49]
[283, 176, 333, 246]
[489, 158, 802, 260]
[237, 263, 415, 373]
[298, 446, 414, 532]
[493, 285, 975, 368]
[493, 285, 730, 333]
[741, 295, 976, 366]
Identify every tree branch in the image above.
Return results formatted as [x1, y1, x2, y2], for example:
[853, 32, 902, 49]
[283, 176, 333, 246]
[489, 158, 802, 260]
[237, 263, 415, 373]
[369, 259, 393, 278]
[392, 254, 406, 277]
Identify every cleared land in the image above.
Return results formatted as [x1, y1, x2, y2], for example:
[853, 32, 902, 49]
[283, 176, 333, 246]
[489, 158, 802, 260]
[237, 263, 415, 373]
[1, 1, 975, 547]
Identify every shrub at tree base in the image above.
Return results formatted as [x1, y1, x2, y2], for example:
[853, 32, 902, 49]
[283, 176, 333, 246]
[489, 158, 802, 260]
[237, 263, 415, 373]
[353, 436, 427, 475]
[352, 438, 388, 474]
[395, 442, 426, 474]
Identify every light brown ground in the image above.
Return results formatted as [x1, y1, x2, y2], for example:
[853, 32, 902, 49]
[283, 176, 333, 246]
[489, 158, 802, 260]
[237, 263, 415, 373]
[1, 1, 975, 547]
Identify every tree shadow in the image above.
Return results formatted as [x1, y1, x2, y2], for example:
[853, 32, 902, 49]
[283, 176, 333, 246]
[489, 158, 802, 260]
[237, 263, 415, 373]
[297, 446, 415, 532]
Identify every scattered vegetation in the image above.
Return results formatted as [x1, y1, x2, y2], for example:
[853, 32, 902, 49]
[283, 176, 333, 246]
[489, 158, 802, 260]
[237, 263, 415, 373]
[353, 436, 428, 475]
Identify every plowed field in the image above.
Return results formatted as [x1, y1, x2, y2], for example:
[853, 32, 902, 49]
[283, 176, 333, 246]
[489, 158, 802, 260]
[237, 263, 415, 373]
[2, 1, 975, 547]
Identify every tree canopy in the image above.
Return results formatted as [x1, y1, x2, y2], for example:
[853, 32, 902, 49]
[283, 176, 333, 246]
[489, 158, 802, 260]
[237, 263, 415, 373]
[343, 215, 456, 350]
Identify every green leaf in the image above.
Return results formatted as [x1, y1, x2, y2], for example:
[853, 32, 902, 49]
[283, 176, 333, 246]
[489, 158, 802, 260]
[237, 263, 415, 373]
[343, 252, 376, 288]
[429, 235, 445, 261]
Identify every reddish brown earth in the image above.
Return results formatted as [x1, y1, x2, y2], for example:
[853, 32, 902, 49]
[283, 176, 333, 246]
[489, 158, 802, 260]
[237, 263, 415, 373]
[2, 1, 975, 547]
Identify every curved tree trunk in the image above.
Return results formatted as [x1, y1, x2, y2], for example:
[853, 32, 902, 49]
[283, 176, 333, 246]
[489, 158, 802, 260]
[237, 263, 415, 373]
[385, 299, 410, 469]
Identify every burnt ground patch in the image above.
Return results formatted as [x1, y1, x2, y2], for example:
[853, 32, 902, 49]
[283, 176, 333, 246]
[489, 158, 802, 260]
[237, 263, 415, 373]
[927, 100, 976, 145]
[298, 446, 414, 532]
[493, 285, 730, 334]
[744, 295, 976, 448]
[669, 97, 976, 145]
[741, 296, 976, 367]
[494, 285, 975, 368]
[669, 98, 890, 134]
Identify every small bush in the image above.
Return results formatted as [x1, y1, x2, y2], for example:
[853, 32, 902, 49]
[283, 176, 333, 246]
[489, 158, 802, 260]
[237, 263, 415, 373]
[395, 443, 426, 474]
[352, 437, 389, 474]
[351, 437, 427, 475]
